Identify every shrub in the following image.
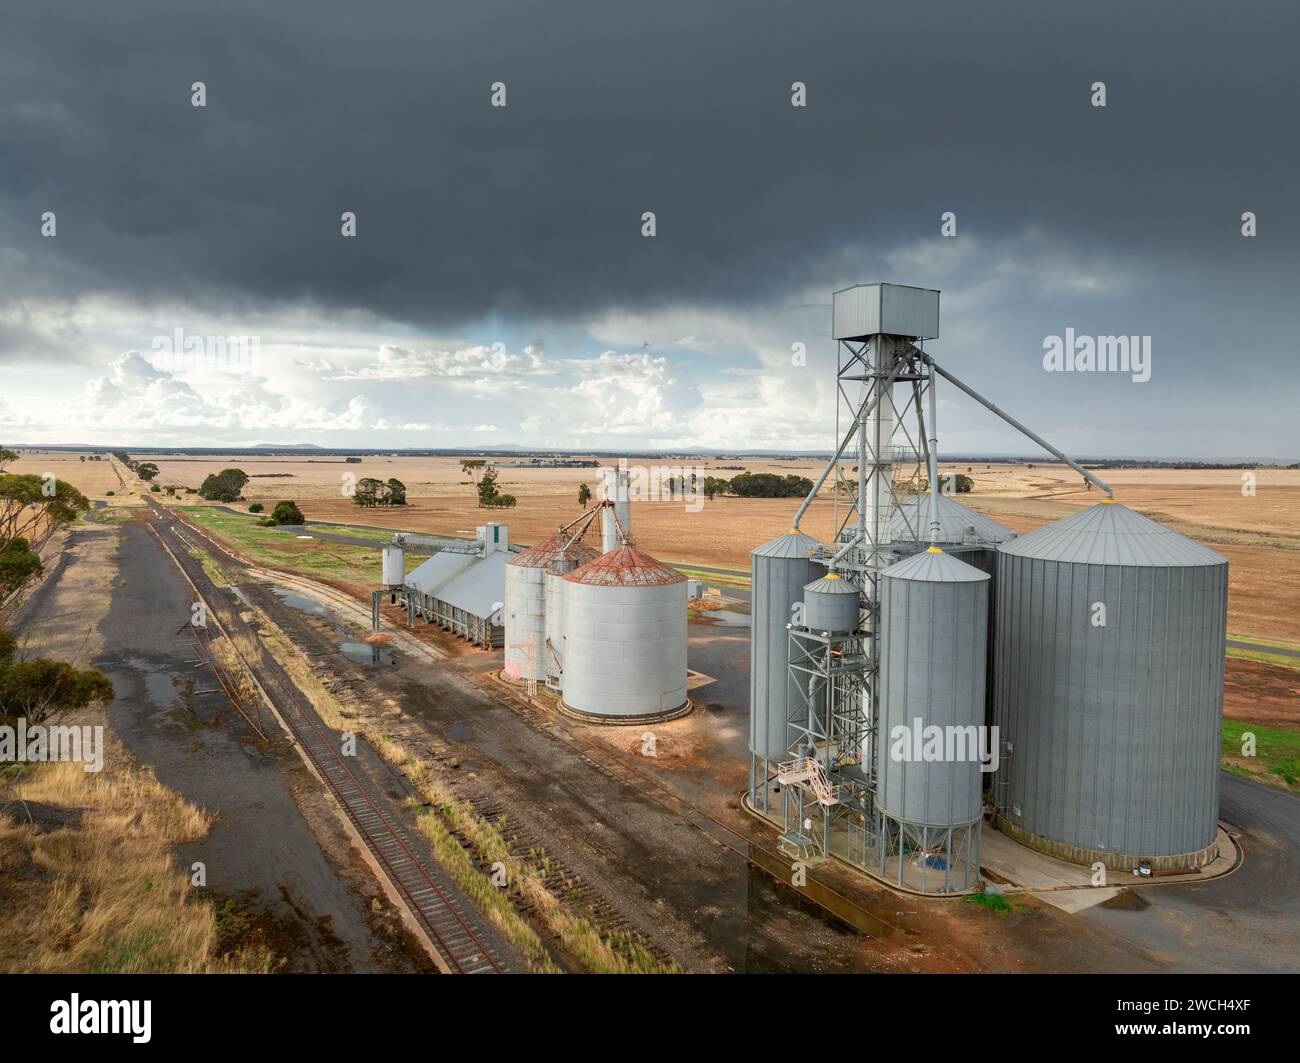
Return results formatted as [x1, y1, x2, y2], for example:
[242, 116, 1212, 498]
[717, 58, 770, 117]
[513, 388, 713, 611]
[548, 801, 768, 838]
[248, 502, 264, 513]
[270, 500, 304, 525]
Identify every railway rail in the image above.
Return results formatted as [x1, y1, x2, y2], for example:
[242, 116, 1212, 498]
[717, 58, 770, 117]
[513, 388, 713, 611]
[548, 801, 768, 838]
[146, 506, 514, 974]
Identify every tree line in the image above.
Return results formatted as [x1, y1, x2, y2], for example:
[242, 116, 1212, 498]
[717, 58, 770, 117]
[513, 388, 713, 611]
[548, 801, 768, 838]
[352, 477, 407, 507]
[0, 460, 113, 730]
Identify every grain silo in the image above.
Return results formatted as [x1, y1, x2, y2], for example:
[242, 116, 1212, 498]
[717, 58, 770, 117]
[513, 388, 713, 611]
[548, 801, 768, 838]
[543, 538, 600, 690]
[560, 544, 689, 722]
[748, 532, 824, 813]
[889, 493, 1015, 733]
[503, 542, 548, 684]
[889, 492, 1015, 548]
[992, 500, 1228, 869]
[504, 524, 599, 686]
[875, 547, 989, 892]
[381, 535, 406, 599]
[802, 571, 860, 633]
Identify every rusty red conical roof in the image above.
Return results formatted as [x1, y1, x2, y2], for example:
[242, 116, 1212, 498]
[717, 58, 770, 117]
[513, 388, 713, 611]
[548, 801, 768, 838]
[508, 529, 601, 569]
[564, 544, 685, 586]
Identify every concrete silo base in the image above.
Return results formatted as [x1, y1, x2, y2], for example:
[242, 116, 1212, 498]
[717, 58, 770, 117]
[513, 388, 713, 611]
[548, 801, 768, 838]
[993, 815, 1220, 872]
[557, 698, 693, 726]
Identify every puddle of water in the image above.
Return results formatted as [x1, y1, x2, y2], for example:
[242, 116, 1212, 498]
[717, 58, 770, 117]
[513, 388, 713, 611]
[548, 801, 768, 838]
[340, 641, 396, 666]
[272, 589, 328, 616]
[143, 671, 179, 709]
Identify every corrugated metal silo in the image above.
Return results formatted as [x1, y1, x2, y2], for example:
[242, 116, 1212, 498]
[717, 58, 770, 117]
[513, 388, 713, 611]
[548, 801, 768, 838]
[561, 544, 688, 720]
[803, 572, 860, 633]
[876, 548, 989, 829]
[749, 531, 823, 761]
[888, 492, 1015, 546]
[543, 541, 600, 690]
[504, 531, 596, 683]
[889, 493, 1015, 736]
[993, 501, 1228, 868]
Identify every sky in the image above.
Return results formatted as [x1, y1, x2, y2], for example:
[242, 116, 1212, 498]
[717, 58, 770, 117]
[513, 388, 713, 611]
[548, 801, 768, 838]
[1, 1, 1297, 458]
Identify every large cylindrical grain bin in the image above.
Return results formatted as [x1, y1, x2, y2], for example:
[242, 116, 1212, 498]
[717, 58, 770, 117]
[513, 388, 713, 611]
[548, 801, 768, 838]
[876, 548, 990, 829]
[504, 531, 597, 684]
[803, 572, 860, 634]
[560, 545, 689, 721]
[749, 531, 824, 762]
[888, 492, 1015, 547]
[992, 501, 1228, 869]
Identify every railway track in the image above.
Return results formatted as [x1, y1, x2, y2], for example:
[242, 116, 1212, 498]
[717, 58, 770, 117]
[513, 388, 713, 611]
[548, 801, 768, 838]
[153, 496, 902, 942]
[146, 508, 515, 974]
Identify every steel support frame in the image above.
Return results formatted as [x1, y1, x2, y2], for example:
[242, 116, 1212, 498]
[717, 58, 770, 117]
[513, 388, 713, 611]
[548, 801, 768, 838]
[771, 338, 928, 866]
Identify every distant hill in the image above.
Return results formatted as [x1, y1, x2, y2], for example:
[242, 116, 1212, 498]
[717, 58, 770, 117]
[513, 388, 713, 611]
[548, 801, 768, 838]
[251, 443, 324, 450]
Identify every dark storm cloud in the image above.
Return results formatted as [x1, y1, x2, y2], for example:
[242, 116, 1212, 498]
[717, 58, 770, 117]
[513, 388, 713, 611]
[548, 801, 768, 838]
[2, 0, 1296, 330]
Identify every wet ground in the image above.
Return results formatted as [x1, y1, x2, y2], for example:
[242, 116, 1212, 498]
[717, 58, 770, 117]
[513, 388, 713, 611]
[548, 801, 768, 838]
[17, 520, 433, 972]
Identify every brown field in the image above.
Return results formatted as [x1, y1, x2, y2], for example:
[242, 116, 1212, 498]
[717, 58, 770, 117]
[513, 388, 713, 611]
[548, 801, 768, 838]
[1223, 658, 1300, 727]
[38, 451, 1300, 646]
[4, 449, 132, 501]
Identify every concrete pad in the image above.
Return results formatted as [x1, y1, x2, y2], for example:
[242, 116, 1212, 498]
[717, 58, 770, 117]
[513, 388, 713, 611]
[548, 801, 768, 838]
[1038, 887, 1122, 913]
[981, 825, 1096, 889]
[981, 823, 1240, 914]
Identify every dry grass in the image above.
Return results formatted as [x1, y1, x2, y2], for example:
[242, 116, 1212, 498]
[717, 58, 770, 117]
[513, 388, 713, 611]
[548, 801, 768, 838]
[401, 753, 677, 974]
[0, 743, 276, 973]
[225, 595, 675, 973]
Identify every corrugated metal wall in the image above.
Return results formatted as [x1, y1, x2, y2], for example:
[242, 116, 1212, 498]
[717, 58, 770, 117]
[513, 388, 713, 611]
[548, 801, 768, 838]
[503, 563, 545, 680]
[749, 542, 822, 760]
[876, 552, 988, 827]
[993, 555, 1227, 858]
[561, 582, 688, 718]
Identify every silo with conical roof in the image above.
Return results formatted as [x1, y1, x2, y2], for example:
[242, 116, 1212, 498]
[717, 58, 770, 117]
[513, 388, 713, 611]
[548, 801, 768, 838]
[877, 547, 990, 830]
[992, 500, 1228, 869]
[560, 544, 688, 721]
[888, 491, 1016, 548]
[889, 492, 1016, 735]
[504, 530, 597, 684]
[803, 571, 861, 634]
[748, 531, 824, 763]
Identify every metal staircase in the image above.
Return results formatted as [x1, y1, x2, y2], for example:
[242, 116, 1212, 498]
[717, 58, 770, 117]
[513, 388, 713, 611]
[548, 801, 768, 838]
[778, 756, 841, 807]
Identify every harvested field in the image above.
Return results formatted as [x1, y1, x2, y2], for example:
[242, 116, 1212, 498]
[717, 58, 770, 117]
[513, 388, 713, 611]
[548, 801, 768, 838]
[139, 456, 1300, 647]
[3, 449, 131, 501]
